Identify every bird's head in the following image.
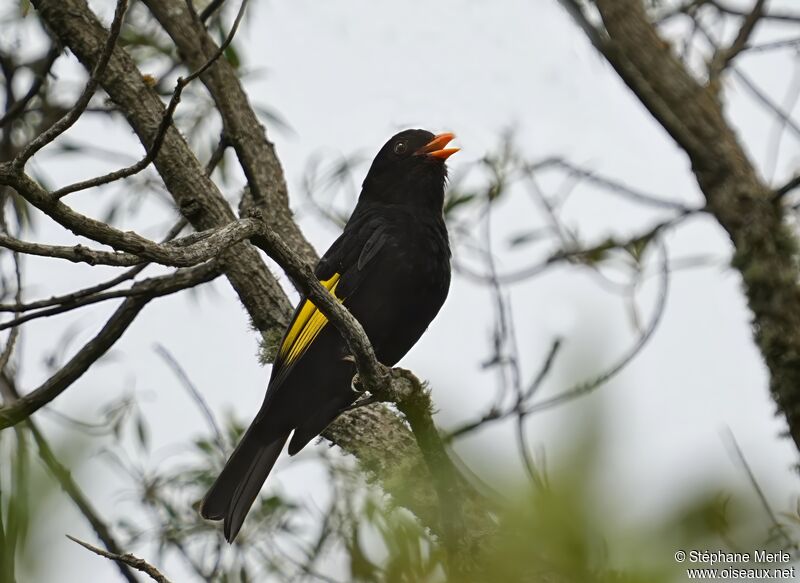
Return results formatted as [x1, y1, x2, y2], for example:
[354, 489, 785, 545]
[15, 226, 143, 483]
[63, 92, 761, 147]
[361, 129, 459, 210]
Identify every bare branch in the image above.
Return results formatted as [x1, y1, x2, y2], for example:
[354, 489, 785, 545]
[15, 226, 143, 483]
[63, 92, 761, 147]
[153, 343, 223, 448]
[0, 221, 186, 313]
[0, 376, 139, 583]
[143, 0, 318, 265]
[709, 0, 766, 81]
[732, 68, 800, 142]
[583, 0, 800, 453]
[450, 241, 669, 440]
[527, 156, 694, 210]
[710, 0, 800, 23]
[457, 209, 695, 285]
[0, 262, 221, 429]
[0, 207, 264, 268]
[14, 0, 129, 166]
[32, 0, 293, 335]
[0, 262, 219, 331]
[50, 0, 248, 199]
[524, 241, 669, 415]
[777, 175, 800, 199]
[67, 535, 171, 583]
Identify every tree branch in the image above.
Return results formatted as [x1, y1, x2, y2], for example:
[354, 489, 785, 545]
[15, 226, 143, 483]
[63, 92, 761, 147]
[67, 535, 171, 583]
[571, 0, 800, 453]
[14, 0, 128, 166]
[49, 0, 248, 199]
[0, 261, 221, 429]
[0, 221, 186, 313]
[0, 376, 139, 583]
[710, 0, 800, 23]
[30, 0, 493, 547]
[708, 0, 766, 82]
[143, 0, 318, 266]
[32, 0, 292, 334]
[0, 44, 61, 129]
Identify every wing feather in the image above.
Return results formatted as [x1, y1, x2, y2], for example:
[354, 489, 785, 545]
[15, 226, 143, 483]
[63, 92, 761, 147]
[278, 273, 343, 366]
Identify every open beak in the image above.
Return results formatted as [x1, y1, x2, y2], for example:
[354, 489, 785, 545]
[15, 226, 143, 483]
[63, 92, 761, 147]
[415, 132, 459, 160]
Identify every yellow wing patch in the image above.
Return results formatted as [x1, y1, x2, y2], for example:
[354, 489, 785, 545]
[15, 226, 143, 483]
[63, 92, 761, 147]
[279, 273, 343, 364]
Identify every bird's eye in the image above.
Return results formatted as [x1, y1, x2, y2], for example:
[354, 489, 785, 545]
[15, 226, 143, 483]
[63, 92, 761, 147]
[393, 141, 407, 155]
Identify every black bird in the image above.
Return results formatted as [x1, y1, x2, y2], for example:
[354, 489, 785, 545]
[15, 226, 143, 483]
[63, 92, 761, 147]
[200, 129, 458, 541]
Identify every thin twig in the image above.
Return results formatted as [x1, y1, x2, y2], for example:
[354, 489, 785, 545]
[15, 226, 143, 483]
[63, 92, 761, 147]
[67, 535, 171, 583]
[450, 240, 669, 440]
[153, 343, 223, 448]
[709, 0, 766, 81]
[448, 339, 562, 441]
[0, 375, 139, 583]
[457, 210, 695, 285]
[526, 157, 693, 211]
[722, 427, 794, 550]
[732, 68, 800, 141]
[50, 0, 248, 199]
[0, 262, 221, 429]
[0, 220, 186, 313]
[521, 339, 563, 402]
[710, 0, 800, 23]
[14, 0, 129, 166]
[524, 239, 669, 416]
[0, 45, 61, 129]
[778, 175, 800, 199]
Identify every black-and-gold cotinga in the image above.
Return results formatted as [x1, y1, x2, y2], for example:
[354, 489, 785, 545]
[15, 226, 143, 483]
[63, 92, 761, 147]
[200, 129, 458, 541]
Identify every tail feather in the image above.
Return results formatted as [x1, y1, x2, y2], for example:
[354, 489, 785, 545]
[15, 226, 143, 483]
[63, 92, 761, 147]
[200, 428, 290, 542]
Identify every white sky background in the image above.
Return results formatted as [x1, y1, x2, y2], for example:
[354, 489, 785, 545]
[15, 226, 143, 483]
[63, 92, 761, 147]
[5, 0, 800, 580]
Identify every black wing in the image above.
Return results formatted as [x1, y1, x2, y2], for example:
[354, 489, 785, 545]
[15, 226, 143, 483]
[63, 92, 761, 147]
[266, 210, 390, 392]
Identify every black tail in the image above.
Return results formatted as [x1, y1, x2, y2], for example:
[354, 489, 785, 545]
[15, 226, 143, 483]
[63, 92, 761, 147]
[200, 428, 290, 542]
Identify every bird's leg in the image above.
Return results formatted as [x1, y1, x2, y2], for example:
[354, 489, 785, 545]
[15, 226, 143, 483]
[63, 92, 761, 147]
[340, 354, 379, 410]
[342, 354, 363, 393]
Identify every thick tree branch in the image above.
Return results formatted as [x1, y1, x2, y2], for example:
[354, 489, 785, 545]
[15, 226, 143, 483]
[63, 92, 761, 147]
[142, 0, 318, 266]
[32, 0, 292, 334]
[572, 0, 800, 452]
[30, 0, 493, 547]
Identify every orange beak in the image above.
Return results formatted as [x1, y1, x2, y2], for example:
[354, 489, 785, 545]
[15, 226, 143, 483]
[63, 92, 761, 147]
[415, 132, 459, 160]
